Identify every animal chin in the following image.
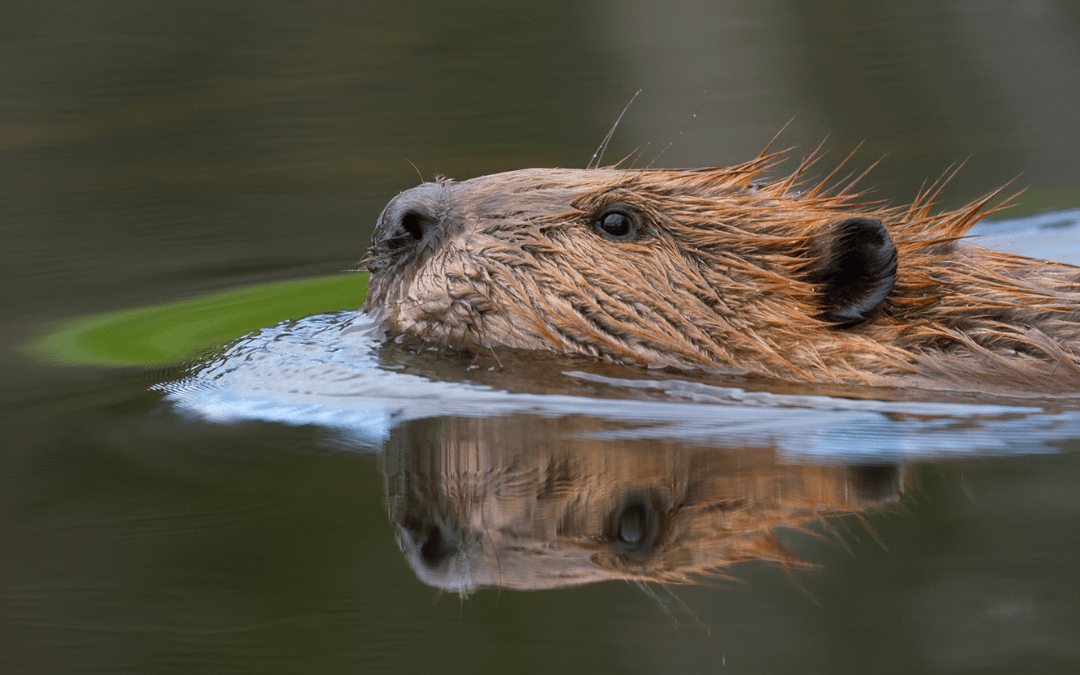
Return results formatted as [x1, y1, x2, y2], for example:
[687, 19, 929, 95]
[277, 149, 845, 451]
[380, 292, 488, 351]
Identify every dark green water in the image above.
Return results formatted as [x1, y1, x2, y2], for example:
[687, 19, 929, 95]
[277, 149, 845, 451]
[5, 2, 1080, 673]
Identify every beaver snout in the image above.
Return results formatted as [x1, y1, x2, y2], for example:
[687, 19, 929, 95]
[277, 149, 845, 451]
[400, 513, 460, 570]
[368, 183, 459, 270]
[373, 205, 440, 251]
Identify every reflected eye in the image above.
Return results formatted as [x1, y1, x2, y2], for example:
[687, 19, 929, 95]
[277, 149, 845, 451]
[616, 500, 649, 545]
[608, 491, 663, 558]
[595, 206, 639, 241]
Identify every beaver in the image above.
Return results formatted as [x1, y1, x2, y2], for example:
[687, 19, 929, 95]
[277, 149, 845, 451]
[385, 414, 903, 592]
[363, 144, 1080, 393]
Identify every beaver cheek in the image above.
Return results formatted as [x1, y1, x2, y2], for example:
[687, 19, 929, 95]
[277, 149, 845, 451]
[809, 217, 899, 326]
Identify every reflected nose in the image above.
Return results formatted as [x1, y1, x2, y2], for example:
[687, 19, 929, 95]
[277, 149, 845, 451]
[401, 515, 459, 569]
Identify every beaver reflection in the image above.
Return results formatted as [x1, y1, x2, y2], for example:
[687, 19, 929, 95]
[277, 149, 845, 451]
[383, 415, 904, 593]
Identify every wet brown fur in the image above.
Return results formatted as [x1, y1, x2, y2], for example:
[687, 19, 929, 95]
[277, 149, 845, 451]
[385, 415, 901, 592]
[364, 143, 1080, 394]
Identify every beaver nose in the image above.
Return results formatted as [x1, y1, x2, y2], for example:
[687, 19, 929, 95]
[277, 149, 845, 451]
[401, 515, 459, 569]
[373, 205, 441, 250]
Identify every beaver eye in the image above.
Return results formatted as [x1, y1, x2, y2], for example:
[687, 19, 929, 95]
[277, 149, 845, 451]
[595, 207, 639, 242]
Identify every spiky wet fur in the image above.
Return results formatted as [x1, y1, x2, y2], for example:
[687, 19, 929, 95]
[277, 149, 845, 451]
[364, 146, 1080, 393]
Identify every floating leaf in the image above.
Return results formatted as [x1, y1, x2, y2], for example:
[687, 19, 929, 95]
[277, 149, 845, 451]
[29, 273, 368, 367]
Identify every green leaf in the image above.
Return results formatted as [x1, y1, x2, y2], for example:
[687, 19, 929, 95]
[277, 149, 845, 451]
[28, 273, 368, 367]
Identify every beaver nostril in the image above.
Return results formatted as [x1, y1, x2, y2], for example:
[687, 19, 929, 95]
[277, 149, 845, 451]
[419, 524, 458, 568]
[377, 208, 439, 251]
[400, 210, 427, 241]
[400, 514, 459, 568]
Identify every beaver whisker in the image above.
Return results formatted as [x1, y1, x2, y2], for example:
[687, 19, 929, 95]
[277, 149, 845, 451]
[588, 88, 641, 171]
[659, 584, 714, 637]
[404, 157, 425, 185]
[626, 142, 652, 171]
[611, 146, 643, 170]
[461, 299, 500, 365]
[634, 581, 682, 629]
[452, 316, 470, 354]
[485, 343, 503, 369]
[645, 98, 702, 170]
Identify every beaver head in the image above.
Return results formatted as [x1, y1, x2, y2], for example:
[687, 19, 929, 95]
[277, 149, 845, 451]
[364, 150, 1080, 391]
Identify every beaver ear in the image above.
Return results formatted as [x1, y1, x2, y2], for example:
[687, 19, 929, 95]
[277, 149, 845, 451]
[809, 217, 897, 326]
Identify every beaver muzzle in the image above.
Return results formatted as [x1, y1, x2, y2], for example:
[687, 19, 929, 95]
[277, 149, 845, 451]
[367, 182, 456, 271]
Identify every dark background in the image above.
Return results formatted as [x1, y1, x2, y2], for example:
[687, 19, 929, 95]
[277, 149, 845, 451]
[3, 2, 1080, 673]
